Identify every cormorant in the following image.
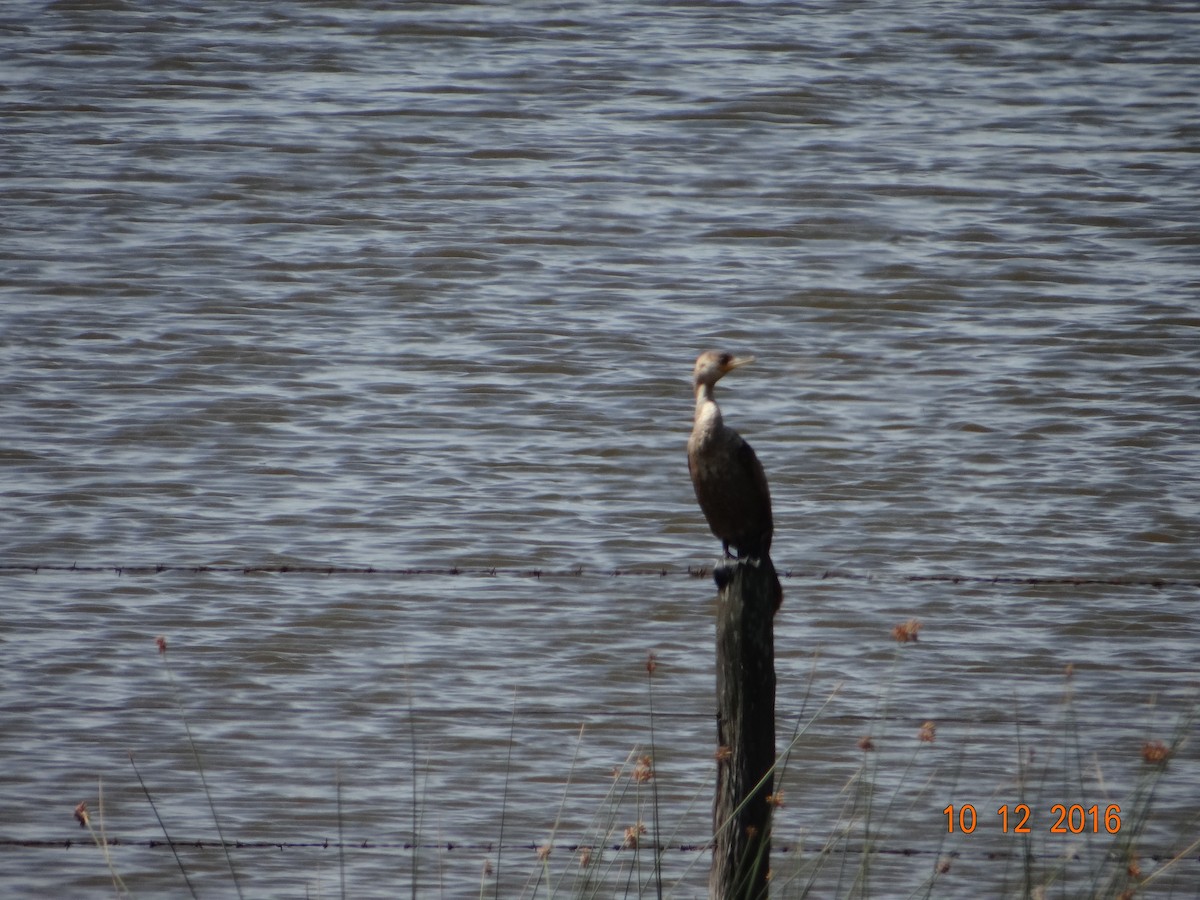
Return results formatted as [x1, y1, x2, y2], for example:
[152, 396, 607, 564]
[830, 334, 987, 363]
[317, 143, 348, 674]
[687, 350, 782, 607]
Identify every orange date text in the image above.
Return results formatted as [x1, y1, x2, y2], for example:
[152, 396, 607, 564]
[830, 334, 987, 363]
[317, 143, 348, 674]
[943, 804, 1121, 834]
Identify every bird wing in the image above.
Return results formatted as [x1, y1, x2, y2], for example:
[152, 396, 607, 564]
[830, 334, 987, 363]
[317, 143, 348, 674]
[734, 435, 774, 554]
[689, 430, 774, 557]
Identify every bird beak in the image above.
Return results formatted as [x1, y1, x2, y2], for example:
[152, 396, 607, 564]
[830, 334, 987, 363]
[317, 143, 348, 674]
[725, 355, 755, 372]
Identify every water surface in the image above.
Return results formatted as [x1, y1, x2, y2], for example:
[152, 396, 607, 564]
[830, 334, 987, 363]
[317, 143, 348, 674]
[2, 2, 1198, 896]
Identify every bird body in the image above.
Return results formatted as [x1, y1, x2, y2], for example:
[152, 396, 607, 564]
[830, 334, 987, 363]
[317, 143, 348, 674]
[688, 350, 782, 607]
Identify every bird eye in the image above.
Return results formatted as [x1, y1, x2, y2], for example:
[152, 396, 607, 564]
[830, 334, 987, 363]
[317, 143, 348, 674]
[719, 353, 732, 365]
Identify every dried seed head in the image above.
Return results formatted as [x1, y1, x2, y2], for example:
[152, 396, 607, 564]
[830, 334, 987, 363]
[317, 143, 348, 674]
[633, 755, 654, 783]
[918, 721, 937, 743]
[892, 619, 922, 643]
[74, 801, 89, 829]
[579, 847, 593, 868]
[645, 652, 658, 675]
[715, 745, 733, 763]
[857, 735, 876, 752]
[623, 823, 647, 848]
[156, 635, 168, 655]
[536, 843, 551, 862]
[766, 792, 785, 809]
[1141, 740, 1170, 765]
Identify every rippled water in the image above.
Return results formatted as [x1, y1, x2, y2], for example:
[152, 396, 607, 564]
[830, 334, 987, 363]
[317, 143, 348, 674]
[3, 2, 1199, 896]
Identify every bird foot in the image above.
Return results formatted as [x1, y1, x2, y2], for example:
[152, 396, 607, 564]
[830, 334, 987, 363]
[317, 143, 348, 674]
[712, 560, 734, 590]
[713, 556, 764, 588]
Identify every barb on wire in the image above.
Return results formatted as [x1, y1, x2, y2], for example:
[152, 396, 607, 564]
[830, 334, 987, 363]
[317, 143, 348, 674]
[0, 562, 1195, 589]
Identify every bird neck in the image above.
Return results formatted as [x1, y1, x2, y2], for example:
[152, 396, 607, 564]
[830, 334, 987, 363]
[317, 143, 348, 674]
[693, 382, 723, 437]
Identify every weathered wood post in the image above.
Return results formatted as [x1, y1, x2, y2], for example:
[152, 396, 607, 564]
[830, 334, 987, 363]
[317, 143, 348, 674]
[710, 558, 777, 899]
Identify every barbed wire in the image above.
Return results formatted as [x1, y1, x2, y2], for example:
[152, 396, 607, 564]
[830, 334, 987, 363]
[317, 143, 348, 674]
[4, 837, 1193, 865]
[1, 562, 1196, 589]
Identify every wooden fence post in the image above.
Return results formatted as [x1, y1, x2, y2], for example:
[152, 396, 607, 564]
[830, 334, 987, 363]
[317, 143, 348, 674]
[710, 559, 777, 900]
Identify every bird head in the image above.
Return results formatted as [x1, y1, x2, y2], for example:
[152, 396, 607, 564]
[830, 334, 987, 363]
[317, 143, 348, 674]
[692, 350, 755, 388]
